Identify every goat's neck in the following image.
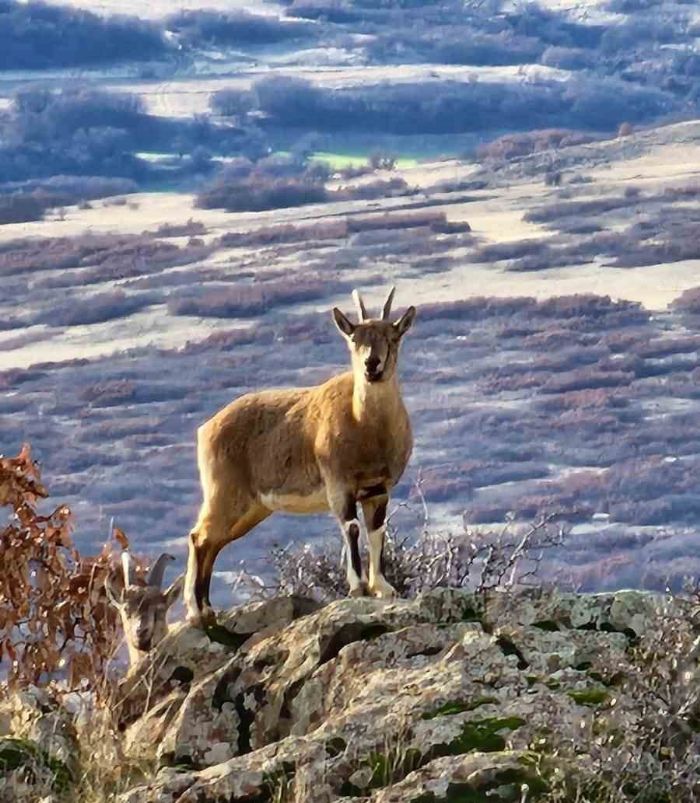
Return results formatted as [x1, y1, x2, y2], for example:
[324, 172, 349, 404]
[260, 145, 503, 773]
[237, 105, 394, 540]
[352, 373, 403, 424]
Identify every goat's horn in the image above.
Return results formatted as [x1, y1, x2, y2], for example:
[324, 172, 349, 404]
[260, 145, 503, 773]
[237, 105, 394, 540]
[382, 286, 396, 320]
[352, 289, 367, 322]
[121, 551, 133, 588]
[147, 553, 175, 588]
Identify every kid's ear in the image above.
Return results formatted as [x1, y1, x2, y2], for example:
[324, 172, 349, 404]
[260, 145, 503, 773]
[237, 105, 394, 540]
[332, 307, 356, 338]
[393, 306, 416, 338]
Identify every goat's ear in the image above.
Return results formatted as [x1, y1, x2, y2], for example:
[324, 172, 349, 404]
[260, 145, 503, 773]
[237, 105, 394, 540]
[105, 574, 125, 609]
[332, 307, 355, 338]
[393, 305, 416, 338]
[164, 574, 184, 608]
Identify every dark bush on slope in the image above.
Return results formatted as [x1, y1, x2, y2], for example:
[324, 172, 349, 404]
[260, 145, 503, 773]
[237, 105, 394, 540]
[672, 286, 700, 316]
[250, 75, 672, 134]
[0, 177, 137, 223]
[0, 88, 253, 185]
[166, 9, 312, 47]
[0, 1, 168, 70]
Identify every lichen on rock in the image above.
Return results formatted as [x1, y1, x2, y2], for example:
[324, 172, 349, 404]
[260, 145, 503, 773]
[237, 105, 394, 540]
[3, 587, 699, 802]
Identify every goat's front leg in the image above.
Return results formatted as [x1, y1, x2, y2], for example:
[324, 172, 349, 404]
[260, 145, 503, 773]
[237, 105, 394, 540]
[361, 493, 397, 599]
[328, 488, 366, 597]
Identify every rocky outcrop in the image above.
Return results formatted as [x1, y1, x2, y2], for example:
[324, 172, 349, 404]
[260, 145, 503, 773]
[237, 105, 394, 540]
[114, 587, 698, 802]
[2, 588, 698, 802]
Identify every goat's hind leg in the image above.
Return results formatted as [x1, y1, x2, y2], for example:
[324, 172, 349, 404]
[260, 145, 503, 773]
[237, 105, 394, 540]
[185, 506, 227, 627]
[185, 500, 271, 627]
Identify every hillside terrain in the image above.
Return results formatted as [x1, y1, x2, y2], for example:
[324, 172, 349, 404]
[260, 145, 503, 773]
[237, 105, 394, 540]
[0, 0, 699, 603]
[2, 118, 699, 599]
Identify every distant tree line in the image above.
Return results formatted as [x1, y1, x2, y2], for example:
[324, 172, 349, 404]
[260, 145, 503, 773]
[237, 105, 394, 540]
[213, 74, 673, 135]
[0, 88, 267, 182]
[1, 0, 697, 128]
[0, 2, 313, 71]
[0, 88, 271, 219]
[0, 177, 137, 224]
[164, 9, 313, 47]
[0, 0, 168, 70]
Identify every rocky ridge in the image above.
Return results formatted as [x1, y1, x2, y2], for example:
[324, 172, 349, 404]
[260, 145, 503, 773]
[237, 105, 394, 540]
[2, 588, 699, 802]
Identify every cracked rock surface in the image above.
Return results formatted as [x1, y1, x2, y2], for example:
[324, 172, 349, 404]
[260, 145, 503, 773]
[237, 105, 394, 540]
[111, 587, 698, 802]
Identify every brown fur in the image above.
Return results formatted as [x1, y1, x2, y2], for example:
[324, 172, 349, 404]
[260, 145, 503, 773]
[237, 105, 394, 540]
[184, 289, 416, 626]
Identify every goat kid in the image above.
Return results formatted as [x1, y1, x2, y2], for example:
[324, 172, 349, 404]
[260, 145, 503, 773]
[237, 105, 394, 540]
[185, 287, 416, 627]
[106, 552, 183, 666]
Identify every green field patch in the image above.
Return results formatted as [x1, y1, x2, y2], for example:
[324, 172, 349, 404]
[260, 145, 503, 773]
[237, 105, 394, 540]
[310, 151, 420, 169]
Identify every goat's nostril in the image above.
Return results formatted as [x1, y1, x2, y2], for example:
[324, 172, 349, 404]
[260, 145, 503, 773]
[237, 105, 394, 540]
[365, 357, 380, 371]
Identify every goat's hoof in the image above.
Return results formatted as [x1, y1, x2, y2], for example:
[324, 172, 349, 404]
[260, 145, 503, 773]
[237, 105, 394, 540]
[368, 579, 397, 599]
[349, 584, 367, 598]
[201, 606, 218, 627]
[187, 606, 217, 629]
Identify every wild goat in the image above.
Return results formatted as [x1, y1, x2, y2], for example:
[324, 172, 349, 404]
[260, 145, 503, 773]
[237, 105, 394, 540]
[185, 287, 416, 626]
[107, 552, 183, 665]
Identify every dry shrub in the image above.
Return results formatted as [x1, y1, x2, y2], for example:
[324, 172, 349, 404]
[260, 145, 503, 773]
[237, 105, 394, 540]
[168, 277, 328, 318]
[0, 192, 52, 224]
[636, 335, 700, 359]
[154, 219, 206, 238]
[0, 232, 211, 285]
[336, 177, 412, 201]
[0, 445, 137, 694]
[617, 121, 634, 137]
[236, 509, 565, 602]
[543, 586, 700, 802]
[525, 196, 641, 224]
[196, 174, 327, 212]
[347, 209, 447, 233]
[542, 368, 635, 394]
[41, 290, 152, 327]
[672, 286, 700, 315]
[80, 379, 137, 407]
[220, 219, 348, 248]
[477, 128, 596, 161]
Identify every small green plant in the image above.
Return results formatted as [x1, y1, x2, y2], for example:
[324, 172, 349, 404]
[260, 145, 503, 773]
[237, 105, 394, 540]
[0, 736, 72, 793]
[567, 688, 610, 707]
[437, 717, 526, 756]
[421, 696, 498, 720]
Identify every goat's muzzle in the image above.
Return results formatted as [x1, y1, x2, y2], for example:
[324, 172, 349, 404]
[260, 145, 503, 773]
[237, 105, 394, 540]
[365, 356, 383, 382]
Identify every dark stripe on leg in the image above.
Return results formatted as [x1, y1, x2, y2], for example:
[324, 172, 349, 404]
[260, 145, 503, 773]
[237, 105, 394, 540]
[348, 522, 362, 578]
[342, 495, 358, 522]
[193, 537, 214, 611]
[371, 499, 388, 531]
[195, 577, 206, 611]
[358, 483, 387, 500]
[191, 533, 205, 613]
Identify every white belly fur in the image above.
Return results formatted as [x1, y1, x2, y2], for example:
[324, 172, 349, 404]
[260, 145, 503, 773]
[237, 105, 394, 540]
[259, 488, 328, 514]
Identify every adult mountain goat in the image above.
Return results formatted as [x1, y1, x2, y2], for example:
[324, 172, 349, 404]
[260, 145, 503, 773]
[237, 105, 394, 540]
[184, 287, 416, 626]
